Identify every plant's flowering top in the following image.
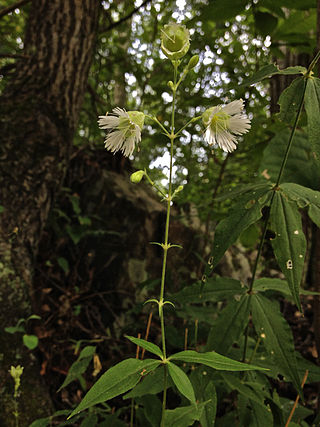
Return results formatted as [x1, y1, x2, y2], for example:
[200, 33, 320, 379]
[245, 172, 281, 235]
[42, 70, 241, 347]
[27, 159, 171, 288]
[161, 23, 190, 60]
[98, 108, 145, 157]
[202, 99, 251, 153]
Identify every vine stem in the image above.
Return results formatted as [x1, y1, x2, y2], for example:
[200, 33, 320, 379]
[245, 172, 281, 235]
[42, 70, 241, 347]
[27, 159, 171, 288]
[160, 61, 178, 427]
[242, 63, 314, 362]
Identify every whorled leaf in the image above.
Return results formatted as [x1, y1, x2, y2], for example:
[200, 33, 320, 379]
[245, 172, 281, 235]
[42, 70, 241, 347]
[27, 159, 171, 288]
[168, 362, 196, 403]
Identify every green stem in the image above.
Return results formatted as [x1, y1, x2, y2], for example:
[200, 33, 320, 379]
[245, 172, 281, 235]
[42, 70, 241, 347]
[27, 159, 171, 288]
[160, 61, 178, 426]
[243, 66, 310, 362]
[144, 171, 167, 199]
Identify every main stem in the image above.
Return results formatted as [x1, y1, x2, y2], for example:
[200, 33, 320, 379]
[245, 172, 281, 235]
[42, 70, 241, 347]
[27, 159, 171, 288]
[160, 62, 177, 427]
[242, 76, 308, 362]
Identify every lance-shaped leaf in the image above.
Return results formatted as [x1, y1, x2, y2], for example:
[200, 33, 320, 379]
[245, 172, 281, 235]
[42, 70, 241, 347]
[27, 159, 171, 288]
[240, 64, 306, 87]
[124, 365, 173, 399]
[206, 294, 251, 354]
[168, 362, 196, 403]
[281, 182, 320, 228]
[305, 76, 320, 161]
[221, 373, 268, 407]
[278, 77, 306, 125]
[170, 350, 267, 372]
[68, 358, 161, 418]
[164, 403, 207, 427]
[208, 185, 272, 270]
[254, 278, 319, 297]
[125, 335, 163, 359]
[171, 276, 245, 305]
[251, 294, 301, 394]
[190, 368, 217, 427]
[269, 191, 306, 310]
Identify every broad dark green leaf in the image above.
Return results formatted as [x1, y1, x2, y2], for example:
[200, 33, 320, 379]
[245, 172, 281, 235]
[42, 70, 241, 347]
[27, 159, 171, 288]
[68, 358, 160, 418]
[137, 395, 162, 427]
[168, 362, 196, 403]
[208, 185, 272, 269]
[270, 191, 306, 309]
[206, 295, 251, 354]
[259, 130, 320, 189]
[254, 12, 278, 36]
[281, 182, 320, 227]
[239, 396, 274, 427]
[221, 373, 267, 406]
[240, 64, 306, 86]
[305, 77, 320, 161]
[125, 335, 163, 358]
[124, 365, 173, 399]
[171, 276, 245, 304]
[251, 294, 301, 393]
[190, 368, 217, 427]
[200, 0, 244, 22]
[254, 278, 319, 296]
[170, 350, 267, 372]
[164, 403, 206, 427]
[58, 346, 96, 392]
[278, 77, 306, 125]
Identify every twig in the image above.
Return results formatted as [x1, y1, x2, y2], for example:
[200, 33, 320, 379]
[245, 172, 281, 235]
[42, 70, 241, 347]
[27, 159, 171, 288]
[284, 370, 309, 427]
[0, 0, 31, 19]
[141, 311, 153, 360]
[103, 0, 152, 32]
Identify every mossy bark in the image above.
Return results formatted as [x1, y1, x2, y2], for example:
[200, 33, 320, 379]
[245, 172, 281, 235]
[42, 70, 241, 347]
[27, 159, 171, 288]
[0, 0, 99, 424]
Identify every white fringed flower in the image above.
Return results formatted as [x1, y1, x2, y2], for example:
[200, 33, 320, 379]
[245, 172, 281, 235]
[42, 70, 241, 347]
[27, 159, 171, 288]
[98, 108, 145, 157]
[202, 99, 251, 153]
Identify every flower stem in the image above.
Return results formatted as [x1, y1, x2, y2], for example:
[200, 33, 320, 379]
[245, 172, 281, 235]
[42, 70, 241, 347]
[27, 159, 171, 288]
[160, 60, 178, 426]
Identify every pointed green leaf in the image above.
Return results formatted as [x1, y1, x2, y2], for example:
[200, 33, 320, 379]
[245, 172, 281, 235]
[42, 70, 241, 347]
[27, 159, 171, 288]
[23, 334, 38, 350]
[278, 77, 306, 125]
[240, 64, 306, 87]
[208, 185, 272, 269]
[168, 362, 196, 403]
[123, 366, 173, 399]
[58, 346, 96, 392]
[305, 76, 320, 161]
[254, 278, 319, 296]
[259, 130, 320, 189]
[238, 395, 274, 427]
[170, 350, 267, 372]
[251, 294, 301, 393]
[206, 295, 251, 354]
[164, 403, 206, 427]
[281, 182, 320, 227]
[270, 191, 306, 309]
[68, 358, 160, 418]
[125, 335, 163, 359]
[190, 367, 217, 427]
[221, 373, 267, 406]
[171, 276, 245, 304]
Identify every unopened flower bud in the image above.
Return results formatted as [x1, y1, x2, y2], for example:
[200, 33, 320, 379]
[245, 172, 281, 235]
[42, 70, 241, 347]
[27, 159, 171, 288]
[130, 170, 145, 183]
[187, 55, 199, 70]
[167, 81, 174, 90]
[161, 23, 190, 60]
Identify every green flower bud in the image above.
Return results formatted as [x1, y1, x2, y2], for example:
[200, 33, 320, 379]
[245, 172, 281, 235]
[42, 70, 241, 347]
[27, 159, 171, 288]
[130, 170, 145, 183]
[187, 55, 199, 70]
[161, 23, 190, 60]
[167, 80, 174, 90]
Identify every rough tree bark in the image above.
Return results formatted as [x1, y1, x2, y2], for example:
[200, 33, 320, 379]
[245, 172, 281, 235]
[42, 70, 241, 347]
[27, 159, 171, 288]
[0, 1, 99, 424]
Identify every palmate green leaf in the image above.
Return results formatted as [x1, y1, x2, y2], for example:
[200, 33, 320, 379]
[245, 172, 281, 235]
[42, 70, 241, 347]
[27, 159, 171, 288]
[259, 130, 320, 189]
[58, 346, 96, 392]
[240, 64, 306, 87]
[270, 191, 306, 310]
[208, 185, 272, 269]
[251, 294, 301, 393]
[168, 362, 196, 403]
[190, 367, 217, 427]
[170, 350, 267, 372]
[171, 276, 245, 304]
[305, 76, 320, 161]
[125, 335, 163, 358]
[281, 182, 320, 227]
[206, 294, 251, 354]
[278, 77, 306, 125]
[164, 402, 207, 427]
[68, 358, 161, 419]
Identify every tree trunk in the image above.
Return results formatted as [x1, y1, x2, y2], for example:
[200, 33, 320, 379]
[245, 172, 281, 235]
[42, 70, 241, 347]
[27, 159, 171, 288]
[0, 0, 99, 424]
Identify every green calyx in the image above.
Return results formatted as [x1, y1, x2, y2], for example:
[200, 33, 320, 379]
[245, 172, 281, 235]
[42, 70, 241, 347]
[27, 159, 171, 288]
[130, 170, 145, 183]
[161, 23, 190, 60]
[202, 107, 230, 132]
[128, 111, 145, 129]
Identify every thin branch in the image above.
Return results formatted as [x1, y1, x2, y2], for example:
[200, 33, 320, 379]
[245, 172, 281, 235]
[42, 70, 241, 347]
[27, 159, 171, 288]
[0, 0, 31, 19]
[103, 0, 152, 32]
